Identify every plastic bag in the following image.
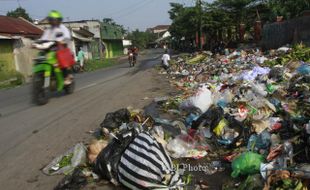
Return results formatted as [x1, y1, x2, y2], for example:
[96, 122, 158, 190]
[166, 136, 194, 158]
[214, 89, 233, 108]
[268, 67, 284, 81]
[166, 133, 208, 159]
[247, 130, 271, 152]
[213, 119, 228, 137]
[54, 168, 87, 190]
[185, 113, 199, 127]
[296, 63, 310, 75]
[42, 143, 87, 175]
[239, 66, 270, 81]
[180, 85, 213, 113]
[231, 152, 264, 178]
[88, 140, 108, 163]
[118, 132, 184, 189]
[217, 115, 246, 146]
[56, 47, 75, 69]
[250, 82, 267, 97]
[94, 128, 139, 185]
[100, 108, 131, 131]
[191, 106, 224, 130]
[237, 174, 264, 190]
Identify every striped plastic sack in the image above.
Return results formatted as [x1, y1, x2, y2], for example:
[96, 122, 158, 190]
[118, 132, 184, 190]
[94, 127, 140, 185]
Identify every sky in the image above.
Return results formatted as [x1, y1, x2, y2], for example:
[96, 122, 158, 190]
[0, 0, 200, 31]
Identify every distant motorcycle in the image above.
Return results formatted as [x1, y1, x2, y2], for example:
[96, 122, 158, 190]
[32, 41, 75, 105]
[72, 62, 81, 73]
[128, 53, 136, 67]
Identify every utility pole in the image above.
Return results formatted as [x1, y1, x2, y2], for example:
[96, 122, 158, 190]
[17, 0, 21, 7]
[196, 0, 203, 50]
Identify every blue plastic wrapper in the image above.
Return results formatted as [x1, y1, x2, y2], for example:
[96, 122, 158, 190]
[297, 63, 310, 75]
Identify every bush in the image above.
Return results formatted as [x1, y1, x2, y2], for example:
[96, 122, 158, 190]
[0, 71, 24, 89]
[84, 58, 117, 72]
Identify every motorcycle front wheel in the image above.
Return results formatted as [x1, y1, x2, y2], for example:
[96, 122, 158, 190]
[33, 72, 49, 105]
[64, 80, 75, 94]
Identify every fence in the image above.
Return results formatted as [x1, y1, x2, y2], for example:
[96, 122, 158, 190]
[261, 15, 310, 49]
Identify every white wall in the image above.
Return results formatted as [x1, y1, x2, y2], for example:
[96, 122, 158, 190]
[13, 38, 38, 82]
[85, 21, 101, 38]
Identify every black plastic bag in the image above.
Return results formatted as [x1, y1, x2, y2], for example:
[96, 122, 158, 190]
[278, 112, 297, 140]
[94, 128, 139, 185]
[100, 108, 131, 130]
[191, 106, 224, 130]
[54, 168, 87, 190]
[268, 67, 283, 81]
[225, 114, 251, 147]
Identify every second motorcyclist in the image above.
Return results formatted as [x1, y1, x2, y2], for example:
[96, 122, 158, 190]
[128, 46, 138, 62]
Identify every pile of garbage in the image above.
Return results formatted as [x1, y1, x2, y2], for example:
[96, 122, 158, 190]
[155, 44, 310, 189]
[45, 44, 309, 190]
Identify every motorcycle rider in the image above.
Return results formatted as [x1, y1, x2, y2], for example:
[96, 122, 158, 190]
[129, 46, 138, 62]
[133, 46, 138, 60]
[40, 10, 73, 85]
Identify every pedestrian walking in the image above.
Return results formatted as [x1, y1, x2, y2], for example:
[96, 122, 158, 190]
[77, 47, 85, 71]
[161, 50, 170, 71]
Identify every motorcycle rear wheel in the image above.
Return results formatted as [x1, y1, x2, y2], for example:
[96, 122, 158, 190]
[33, 72, 49, 105]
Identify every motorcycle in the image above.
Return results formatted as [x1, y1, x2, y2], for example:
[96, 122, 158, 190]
[32, 41, 75, 105]
[128, 53, 136, 67]
[72, 62, 81, 73]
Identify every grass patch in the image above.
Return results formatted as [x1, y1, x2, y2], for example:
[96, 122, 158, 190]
[84, 58, 118, 72]
[0, 71, 24, 89]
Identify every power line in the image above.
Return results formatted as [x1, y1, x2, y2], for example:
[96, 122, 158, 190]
[113, 0, 153, 19]
[114, 0, 154, 19]
[103, 0, 146, 17]
[0, 0, 28, 2]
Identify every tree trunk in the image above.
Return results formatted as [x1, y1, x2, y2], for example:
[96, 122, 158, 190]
[239, 23, 245, 42]
[254, 20, 262, 42]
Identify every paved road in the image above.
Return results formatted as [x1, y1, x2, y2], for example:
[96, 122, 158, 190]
[0, 49, 167, 190]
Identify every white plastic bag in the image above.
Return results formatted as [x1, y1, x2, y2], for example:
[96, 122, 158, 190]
[250, 82, 268, 97]
[166, 137, 193, 158]
[180, 85, 213, 113]
[42, 143, 87, 175]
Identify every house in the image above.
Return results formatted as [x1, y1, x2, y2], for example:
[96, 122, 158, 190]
[64, 20, 104, 59]
[38, 20, 101, 59]
[147, 25, 171, 48]
[148, 25, 170, 38]
[155, 31, 171, 43]
[122, 39, 132, 55]
[70, 27, 94, 59]
[38, 20, 126, 59]
[100, 22, 124, 58]
[0, 15, 43, 82]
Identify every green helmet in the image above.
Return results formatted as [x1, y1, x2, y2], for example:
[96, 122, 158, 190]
[48, 10, 63, 20]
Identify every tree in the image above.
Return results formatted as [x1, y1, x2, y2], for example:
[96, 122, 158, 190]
[267, 0, 310, 21]
[168, 0, 310, 50]
[7, 7, 33, 22]
[102, 18, 116, 25]
[217, 0, 253, 24]
[127, 30, 156, 49]
[168, 3, 198, 49]
[102, 18, 127, 34]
